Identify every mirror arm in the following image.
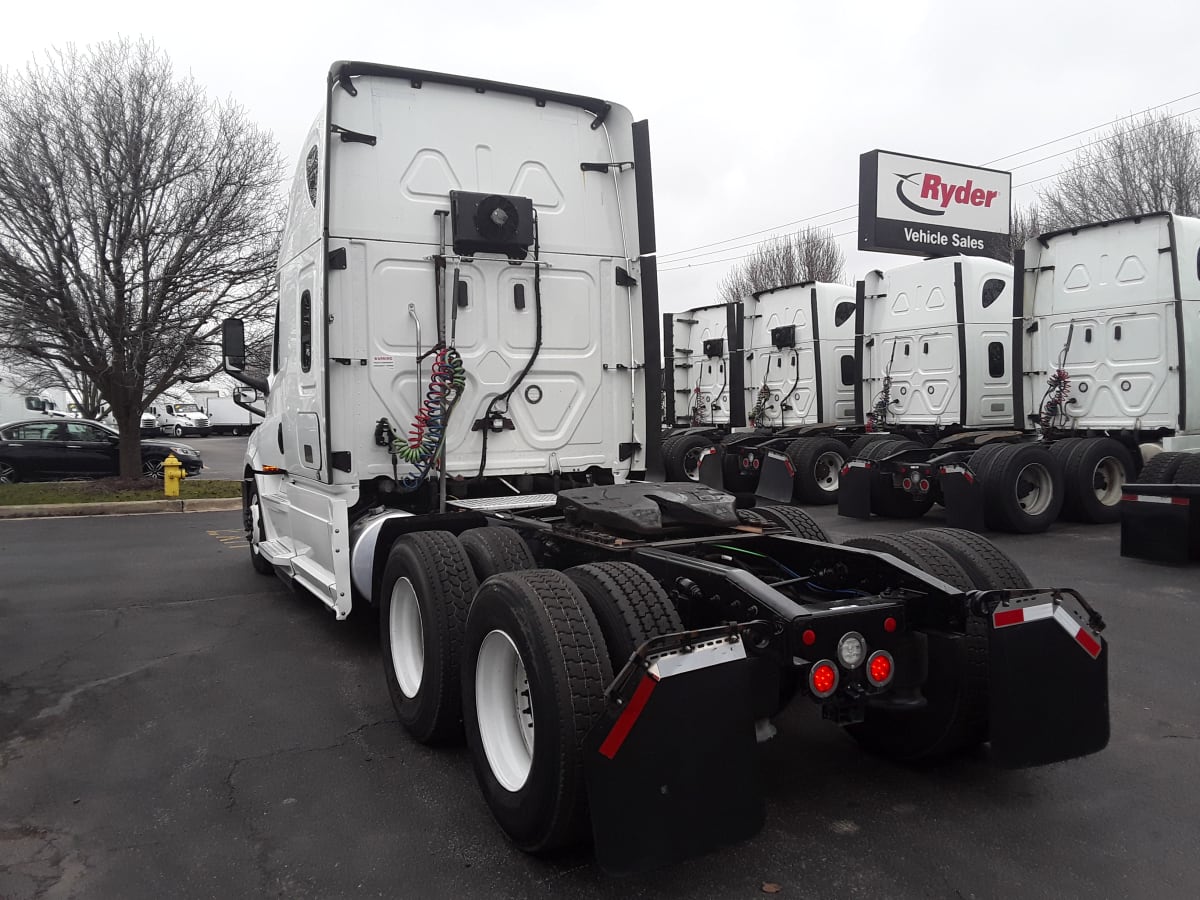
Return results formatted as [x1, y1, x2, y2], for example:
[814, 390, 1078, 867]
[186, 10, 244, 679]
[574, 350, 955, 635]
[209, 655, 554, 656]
[227, 369, 270, 396]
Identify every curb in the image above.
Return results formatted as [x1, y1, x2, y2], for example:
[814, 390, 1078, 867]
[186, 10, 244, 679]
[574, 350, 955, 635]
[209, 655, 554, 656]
[0, 497, 242, 520]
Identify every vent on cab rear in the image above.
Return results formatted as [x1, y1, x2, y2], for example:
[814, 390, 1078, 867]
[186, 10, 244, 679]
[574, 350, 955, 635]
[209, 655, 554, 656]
[450, 191, 535, 259]
[703, 338, 725, 359]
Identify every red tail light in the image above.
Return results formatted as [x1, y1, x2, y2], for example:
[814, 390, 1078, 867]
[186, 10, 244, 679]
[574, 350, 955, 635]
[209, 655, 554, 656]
[919, 479, 930, 492]
[902, 477, 913, 490]
[809, 660, 839, 698]
[867, 651, 894, 687]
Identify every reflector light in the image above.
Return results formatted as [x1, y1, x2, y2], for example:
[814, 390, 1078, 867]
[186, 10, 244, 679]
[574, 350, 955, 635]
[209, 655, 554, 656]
[883, 616, 897, 633]
[802, 629, 816, 646]
[809, 661, 838, 698]
[867, 651, 894, 686]
[841, 465, 851, 475]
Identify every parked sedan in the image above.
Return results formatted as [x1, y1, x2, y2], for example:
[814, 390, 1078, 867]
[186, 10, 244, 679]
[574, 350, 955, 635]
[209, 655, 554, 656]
[0, 419, 203, 482]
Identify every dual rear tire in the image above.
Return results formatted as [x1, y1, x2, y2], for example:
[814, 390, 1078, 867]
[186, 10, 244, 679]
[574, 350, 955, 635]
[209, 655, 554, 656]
[842, 529, 1030, 761]
[379, 527, 683, 852]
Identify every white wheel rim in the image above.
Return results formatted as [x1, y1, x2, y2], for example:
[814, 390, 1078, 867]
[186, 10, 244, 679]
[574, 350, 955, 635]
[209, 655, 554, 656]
[0, 463, 14, 483]
[1015, 463, 1053, 516]
[814, 451, 844, 492]
[1092, 456, 1126, 507]
[682, 446, 707, 481]
[476, 629, 534, 792]
[249, 496, 262, 552]
[388, 577, 424, 699]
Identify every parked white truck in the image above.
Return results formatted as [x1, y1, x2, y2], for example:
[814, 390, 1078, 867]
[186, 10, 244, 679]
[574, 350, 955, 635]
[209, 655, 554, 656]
[843, 212, 1200, 531]
[220, 61, 1110, 873]
[192, 389, 263, 436]
[662, 283, 863, 502]
[146, 398, 211, 437]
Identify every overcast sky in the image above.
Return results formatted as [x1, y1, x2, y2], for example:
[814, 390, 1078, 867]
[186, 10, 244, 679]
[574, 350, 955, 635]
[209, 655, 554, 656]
[4, 0, 1198, 312]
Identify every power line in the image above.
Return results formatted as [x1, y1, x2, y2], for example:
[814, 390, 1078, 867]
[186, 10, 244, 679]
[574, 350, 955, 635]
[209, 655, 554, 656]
[656, 203, 857, 260]
[658, 90, 1200, 264]
[983, 89, 1200, 165]
[661, 124, 1200, 274]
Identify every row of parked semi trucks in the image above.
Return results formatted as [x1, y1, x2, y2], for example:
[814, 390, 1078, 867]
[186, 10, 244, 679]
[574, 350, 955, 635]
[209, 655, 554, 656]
[661, 210, 1200, 533]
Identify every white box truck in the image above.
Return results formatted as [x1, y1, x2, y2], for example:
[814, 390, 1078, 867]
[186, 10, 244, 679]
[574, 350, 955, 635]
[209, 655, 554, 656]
[217, 61, 1110, 872]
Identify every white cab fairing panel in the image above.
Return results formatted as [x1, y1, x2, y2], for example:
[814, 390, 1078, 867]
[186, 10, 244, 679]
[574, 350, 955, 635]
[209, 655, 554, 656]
[1023, 214, 1194, 431]
[861, 256, 1014, 428]
[324, 76, 644, 481]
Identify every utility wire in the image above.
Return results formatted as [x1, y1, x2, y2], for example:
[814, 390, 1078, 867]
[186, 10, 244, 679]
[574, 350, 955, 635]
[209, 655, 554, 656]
[658, 91, 1200, 266]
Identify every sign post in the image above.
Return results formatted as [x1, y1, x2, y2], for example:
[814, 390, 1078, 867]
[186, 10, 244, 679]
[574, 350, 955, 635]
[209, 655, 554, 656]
[859, 150, 1011, 259]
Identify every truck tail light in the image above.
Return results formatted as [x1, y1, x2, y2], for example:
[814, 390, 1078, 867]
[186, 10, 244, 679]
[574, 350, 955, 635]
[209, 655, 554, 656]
[809, 660, 838, 698]
[867, 651, 894, 687]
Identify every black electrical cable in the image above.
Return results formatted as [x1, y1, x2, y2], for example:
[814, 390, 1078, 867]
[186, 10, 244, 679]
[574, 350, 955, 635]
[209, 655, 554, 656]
[476, 218, 542, 480]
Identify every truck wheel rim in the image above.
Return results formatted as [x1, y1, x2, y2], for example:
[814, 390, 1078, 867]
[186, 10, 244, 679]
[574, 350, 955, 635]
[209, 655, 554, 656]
[1015, 463, 1053, 515]
[388, 577, 424, 699]
[0, 462, 15, 483]
[1092, 457, 1125, 507]
[814, 451, 844, 492]
[249, 495, 263, 552]
[683, 446, 706, 481]
[143, 459, 164, 479]
[476, 629, 534, 792]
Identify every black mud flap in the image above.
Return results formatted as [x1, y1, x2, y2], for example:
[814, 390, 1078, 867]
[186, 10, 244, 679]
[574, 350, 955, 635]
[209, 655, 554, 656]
[1119, 484, 1200, 562]
[983, 590, 1109, 768]
[838, 459, 872, 519]
[697, 446, 725, 491]
[584, 631, 764, 875]
[754, 450, 794, 504]
[938, 463, 985, 532]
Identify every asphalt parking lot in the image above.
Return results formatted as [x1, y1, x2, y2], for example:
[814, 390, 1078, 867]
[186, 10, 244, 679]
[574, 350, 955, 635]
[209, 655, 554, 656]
[185, 434, 249, 480]
[1, 506, 1197, 899]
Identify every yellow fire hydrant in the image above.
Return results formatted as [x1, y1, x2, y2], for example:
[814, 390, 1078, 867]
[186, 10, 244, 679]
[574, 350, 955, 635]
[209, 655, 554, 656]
[163, 454, 186, 498]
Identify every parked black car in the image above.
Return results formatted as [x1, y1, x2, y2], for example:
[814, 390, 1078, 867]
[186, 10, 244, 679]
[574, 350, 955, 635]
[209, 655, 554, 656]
[0, 419, 203, 482]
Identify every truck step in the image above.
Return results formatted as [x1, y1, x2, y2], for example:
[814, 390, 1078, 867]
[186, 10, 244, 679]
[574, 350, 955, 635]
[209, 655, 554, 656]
[446, 494, 558, 512]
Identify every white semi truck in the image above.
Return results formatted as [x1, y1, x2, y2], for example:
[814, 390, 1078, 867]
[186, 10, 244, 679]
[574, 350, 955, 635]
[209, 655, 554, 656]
[843, 212, 1200, 531]
[662, 283, 859, 502]
[221, 61, 1110, 872]
[192, 389, 264, 436]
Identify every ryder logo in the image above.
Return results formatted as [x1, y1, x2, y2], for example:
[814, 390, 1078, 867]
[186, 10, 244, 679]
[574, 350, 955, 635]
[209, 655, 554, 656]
[894, 171, 1001, 218]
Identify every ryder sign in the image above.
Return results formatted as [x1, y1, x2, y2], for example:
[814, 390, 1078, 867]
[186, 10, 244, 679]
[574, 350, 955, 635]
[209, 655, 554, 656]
[859, 150, 1011, 259]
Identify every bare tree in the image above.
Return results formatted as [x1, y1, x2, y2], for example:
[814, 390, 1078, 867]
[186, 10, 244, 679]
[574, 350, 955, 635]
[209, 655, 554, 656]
[1038, 112, 1200, 227]
[718, 226, 846, 302]
[1009, 202, 1057, 261]
[0, 39, 283, 476]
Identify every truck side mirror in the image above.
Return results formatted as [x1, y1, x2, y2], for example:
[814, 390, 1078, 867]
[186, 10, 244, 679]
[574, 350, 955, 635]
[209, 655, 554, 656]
[223, 318, 247, 372]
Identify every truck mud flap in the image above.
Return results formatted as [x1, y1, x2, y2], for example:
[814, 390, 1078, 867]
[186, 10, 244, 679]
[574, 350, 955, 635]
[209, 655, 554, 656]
[938, 463, 985, 532]
[838, 459, 872, 518]
[584, 630, 763, 875]
[697, 446, 726, 491]
[983, 589, 1109, 768]
[754, 450, 794, 504]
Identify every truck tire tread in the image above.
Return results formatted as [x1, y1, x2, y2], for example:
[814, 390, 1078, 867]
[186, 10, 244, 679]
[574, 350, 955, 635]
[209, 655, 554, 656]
[459, 526, 536, 580]
[380, 531, 479, 744]
[463, 570, 611, 852]
[910, 527, 1032, 590]
[753, 504, 830, 541]
[565, 562, 683, 667]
